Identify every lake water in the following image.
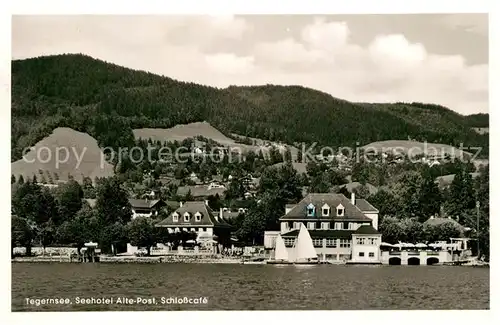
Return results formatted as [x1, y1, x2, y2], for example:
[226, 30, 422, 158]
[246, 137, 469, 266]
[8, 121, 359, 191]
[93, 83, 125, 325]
[11, 263, 489, 311]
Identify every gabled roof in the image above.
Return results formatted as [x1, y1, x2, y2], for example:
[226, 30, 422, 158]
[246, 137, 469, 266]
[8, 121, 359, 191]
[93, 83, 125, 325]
[84, 198, 165, 210]
[280, 193, 373, 222]
[355, 199, 379, 213]
[155, 201, 231, 228]
[354, 225, 380, 235]
[129, 199, 164, 209]
[176, 185, 226, 198]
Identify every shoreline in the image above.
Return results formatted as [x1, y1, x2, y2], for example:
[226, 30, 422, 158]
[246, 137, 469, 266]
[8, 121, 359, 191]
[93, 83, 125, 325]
[11, 256, 489, 267]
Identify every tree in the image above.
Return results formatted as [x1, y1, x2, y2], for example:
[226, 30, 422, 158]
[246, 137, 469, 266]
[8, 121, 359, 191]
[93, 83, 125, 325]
[184, 189, 194, 201]
[225, 178, 245, 200]
[423, 221, 462, 243]
[399, 218, 424, 243]
[37, 220, 56, 255]
[12, 182, 58, 226]
[378, 216, 404, 244]
[11, 174, 16, 184]
[11, 216, 35, 257]
[309, 173, 330, 193]
[100, 222, 127, 255]
[367, 190, 399, 218]
[283, 147, 292, 162]
[297, 147, 303, 163]
[18, 175, 24, 184]
[447, 167, 476, 216]
[353, 184, 370, 199]
[417, 174, 442, 222]
[55, 180, 84, 224]
[82, 176, 96, 199]
[56, 206, 97, 254]
[95, 177, 132, 225]
[126, 217, 157, 255]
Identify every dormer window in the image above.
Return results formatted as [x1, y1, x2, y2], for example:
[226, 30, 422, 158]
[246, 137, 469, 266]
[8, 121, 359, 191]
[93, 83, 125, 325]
[322, 204, 330, 216]
[183, 212, 190, 222]
[172, 213, 179, 222]
[336, 204, 344, 217]
[194, 212, 202, 222]
[306, 203, 315, 216]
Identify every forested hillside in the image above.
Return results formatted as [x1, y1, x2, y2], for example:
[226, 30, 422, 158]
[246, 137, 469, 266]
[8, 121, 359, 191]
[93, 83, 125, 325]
[464, 113, 489, 127]
[11, 54, 489, 161]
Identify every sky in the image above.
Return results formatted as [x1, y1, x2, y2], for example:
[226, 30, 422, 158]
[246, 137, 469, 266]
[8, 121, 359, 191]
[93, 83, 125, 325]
[11, 14, 488, 115]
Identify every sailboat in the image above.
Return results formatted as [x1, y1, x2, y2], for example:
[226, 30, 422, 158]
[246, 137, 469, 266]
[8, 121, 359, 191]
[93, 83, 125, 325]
[269, 224, 319, 265]
[274, 234, 289, 261]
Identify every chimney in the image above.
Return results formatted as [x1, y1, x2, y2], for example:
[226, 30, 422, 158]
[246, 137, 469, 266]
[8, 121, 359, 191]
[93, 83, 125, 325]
[179, 201, 183, 207]
[351, 192, 356, 205]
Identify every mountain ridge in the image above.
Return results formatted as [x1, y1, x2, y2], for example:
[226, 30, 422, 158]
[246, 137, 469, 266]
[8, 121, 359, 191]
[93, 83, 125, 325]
[11, 53, 489, 161]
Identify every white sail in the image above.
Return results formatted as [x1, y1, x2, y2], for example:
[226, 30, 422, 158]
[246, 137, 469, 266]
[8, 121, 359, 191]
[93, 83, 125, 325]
[274, 234, 289, 261]
[294, 224, 318, 261]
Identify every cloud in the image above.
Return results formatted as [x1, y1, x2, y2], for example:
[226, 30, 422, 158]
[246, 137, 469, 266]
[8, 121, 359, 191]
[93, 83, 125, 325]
[205, 53, 255, 75]
[300, 18, 350, 52]
[11, 15, 488, 114]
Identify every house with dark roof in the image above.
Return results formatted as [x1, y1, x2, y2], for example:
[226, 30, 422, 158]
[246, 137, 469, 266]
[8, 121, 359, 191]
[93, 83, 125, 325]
[84, 198, 167, 219]
[176, 184, 226, 199]
[266, 193, 382, 263]
[155, 201, 232, 246]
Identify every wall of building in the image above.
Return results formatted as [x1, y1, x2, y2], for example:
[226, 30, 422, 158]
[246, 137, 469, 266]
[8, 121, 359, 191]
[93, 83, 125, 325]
[363, 213, 379, 230]
[132, 209, 153, 219]
[381, 250, 453, 265]
[165, 226, 213, 236]
[350, 234, 382, 263]
[264, 231, 280, 249]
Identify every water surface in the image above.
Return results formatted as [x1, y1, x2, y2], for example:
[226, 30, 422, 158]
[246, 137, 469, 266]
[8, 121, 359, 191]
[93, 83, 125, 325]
[11, 263, 489, 311]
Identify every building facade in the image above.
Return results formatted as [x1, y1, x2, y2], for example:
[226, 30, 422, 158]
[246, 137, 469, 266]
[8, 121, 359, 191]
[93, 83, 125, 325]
[155, 201, 232, 246]
[266, 193, 382, 263]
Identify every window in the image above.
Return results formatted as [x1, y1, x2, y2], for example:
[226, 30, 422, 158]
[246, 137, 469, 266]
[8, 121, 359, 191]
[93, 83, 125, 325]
[335, 223, 342, 230]
[369, 252, 375, 257]
[321, 222, 329, 230]
[356, 238, 366, 245]
[202, 227, 207, 232]
[336, 204, 344, 216]
[284, 238, 296, 246]
[322, 204, 330, 216]
[183, 213, 190, 222]
[340, 239, 351, 248]
[306, 203, 315, 216]
[195, 212, 202, 222]
[307, 222, 315, 230]
[368, 238, 377, 245]
[348, 223, 355, 230]
[359, 252, 365, 257]
[294, 222, 301, 229]
[313, 239, 323, 247]
[172, 214, 179, 222]
[326, 239, 337, 247]
[198, 228, 203, 232]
